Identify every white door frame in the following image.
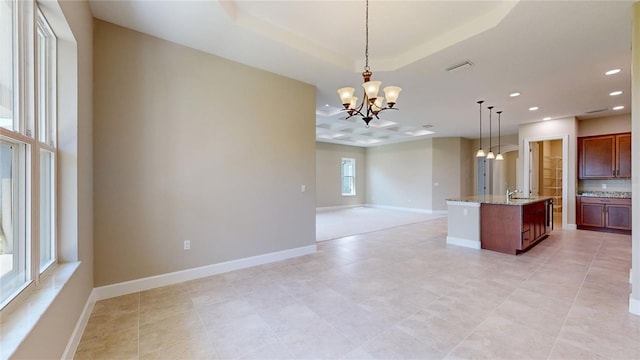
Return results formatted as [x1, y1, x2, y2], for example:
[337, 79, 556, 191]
[523, 134, 569, 229]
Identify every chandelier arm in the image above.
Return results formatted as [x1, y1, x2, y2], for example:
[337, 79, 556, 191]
[343, 96, 367, 119]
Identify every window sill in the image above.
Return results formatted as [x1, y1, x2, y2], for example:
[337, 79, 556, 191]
[0, 261, 80, 359]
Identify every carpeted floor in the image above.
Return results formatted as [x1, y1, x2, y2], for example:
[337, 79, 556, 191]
[316, 206, 446, 242]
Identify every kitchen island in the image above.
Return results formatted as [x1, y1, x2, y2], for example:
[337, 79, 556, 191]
[447, 195, 553, 255]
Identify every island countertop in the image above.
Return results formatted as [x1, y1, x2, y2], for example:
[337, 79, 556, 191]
[446, 195, 553, 206]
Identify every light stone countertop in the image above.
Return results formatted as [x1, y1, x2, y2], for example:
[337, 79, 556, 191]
[577, 191, 631, 199]
[447, 195, 553, 206]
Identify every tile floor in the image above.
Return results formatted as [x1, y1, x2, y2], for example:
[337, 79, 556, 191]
[75, 218, 640, 359]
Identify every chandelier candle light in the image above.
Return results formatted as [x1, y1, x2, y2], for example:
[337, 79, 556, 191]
[496, 111, 504, 160]
[337, 0, 401, 127]
[476, 100, 485, 157]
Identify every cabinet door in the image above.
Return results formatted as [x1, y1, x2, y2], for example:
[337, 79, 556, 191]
[524, 202, 546, 243]
[579, 202, 605, 227]
[616, 133, 631, 178]
[579, 135, 615, 179]
[606, 204, 631, 230]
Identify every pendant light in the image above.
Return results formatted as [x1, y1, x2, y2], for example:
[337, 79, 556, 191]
[495, 111, 504, 161]
[475, 100, 485, 157]
[486, 106, 495, 159]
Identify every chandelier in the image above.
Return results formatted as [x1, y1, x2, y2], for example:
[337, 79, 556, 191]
[337, 0, 401, 127]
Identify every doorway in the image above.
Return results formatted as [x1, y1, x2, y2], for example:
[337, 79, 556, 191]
[524, 136, 568, 229]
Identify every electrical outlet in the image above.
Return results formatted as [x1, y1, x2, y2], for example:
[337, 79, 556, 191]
[183, 240, 191, 250]
[602, 183, 607, 189]
[463, 208, 468, 216]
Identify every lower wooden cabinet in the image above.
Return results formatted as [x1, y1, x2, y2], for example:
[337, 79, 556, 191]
[577, 196, 631, 234]
[481, 199, 553, 255]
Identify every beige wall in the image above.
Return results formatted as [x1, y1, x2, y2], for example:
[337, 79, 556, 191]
[315, 142, 366, 207]
[630, 0, 639, 314]
[363, 137, 473, 212]
[432, 137, 473, 210]
[13, 0, 94, 358]
[365, 139, 433, 210]
[578, 113, 631, 137]
[459, 137, 474, 197]
[93, 20, 316, 286]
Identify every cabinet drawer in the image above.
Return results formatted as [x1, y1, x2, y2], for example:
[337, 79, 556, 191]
[521, 230, 531, 249]
[578, 197, 630, 206]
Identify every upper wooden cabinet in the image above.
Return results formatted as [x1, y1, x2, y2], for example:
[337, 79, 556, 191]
[616, 133, 631, 178]
[578, 133, 631, 179]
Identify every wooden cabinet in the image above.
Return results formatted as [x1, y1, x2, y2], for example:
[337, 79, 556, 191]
[481, 199, 553, 255]
[577, 196, 631, 234]
[616, 133, 631, 178]
[578, 133, 631, 179]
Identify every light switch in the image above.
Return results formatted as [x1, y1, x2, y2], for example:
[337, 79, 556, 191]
[301, 184, 306, 193]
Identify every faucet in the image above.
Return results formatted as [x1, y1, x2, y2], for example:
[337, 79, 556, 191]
[506, 188, 522, 200]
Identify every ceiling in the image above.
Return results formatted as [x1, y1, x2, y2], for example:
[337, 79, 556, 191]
[89, 0, 634, 147]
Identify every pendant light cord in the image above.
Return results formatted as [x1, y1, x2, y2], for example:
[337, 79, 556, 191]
[498, 112, 501, 153]
[488, 106, 493, 149]
[364, 0, 370, 72]
[478, 100, 484, 149]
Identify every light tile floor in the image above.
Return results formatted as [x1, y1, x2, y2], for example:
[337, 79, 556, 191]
[75, 218, 640, 359]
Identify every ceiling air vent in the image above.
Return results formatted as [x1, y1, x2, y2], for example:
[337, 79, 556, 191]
[446, 60, 473, 72]
[585, 108, 608, 114]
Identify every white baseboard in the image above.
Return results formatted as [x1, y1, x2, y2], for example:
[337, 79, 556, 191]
[365, 204, 447, 215]
[631, 268, 633, 284]
[446, 236, 481, 249]
[92, 244, 317, 301]
[629, 294, 640, 316]
[62, 289, 96, 359]
[316, 205, 364, 212]
[564, 223, 577, 230]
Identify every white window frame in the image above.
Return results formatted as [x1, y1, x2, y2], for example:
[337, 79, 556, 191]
[341, 157, 356, 196]
[35, 7, 56, 275]
[0, 0, 57, 312]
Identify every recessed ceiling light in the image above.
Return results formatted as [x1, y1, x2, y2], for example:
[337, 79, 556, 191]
[529, 106, 539, 111]
[543, 117, 551, 121]
[510, 92, 520, 97]
[605, 69, 621, 75]
[609, 90, 623, 96]
[613, 105, 625, 111]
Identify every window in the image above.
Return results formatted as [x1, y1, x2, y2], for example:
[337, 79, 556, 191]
[341, 158, 356, 196]
[0, 141, 28, 304]
[0, 0, 57, 309]
[0, 0, 15, 131]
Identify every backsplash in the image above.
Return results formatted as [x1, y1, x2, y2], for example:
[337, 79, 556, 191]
[579, 179, 632, 193]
